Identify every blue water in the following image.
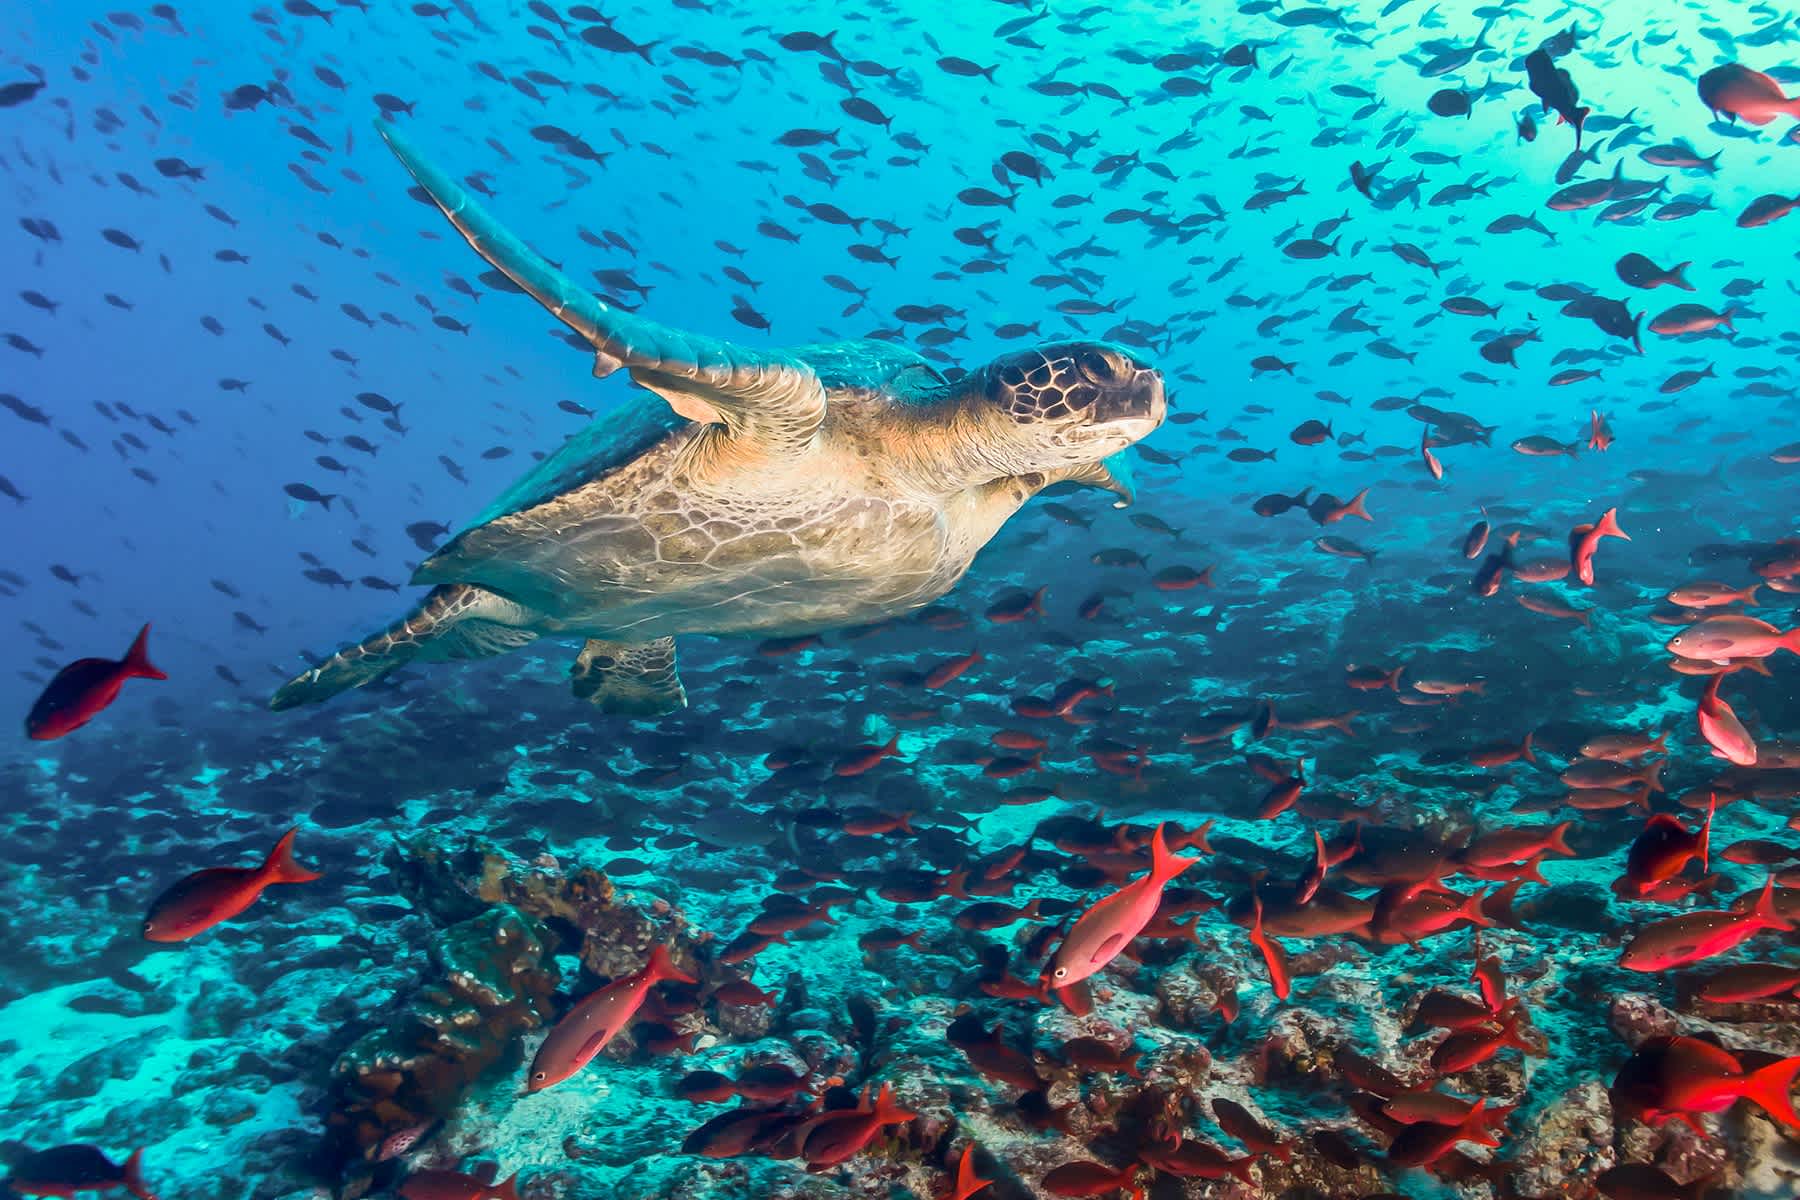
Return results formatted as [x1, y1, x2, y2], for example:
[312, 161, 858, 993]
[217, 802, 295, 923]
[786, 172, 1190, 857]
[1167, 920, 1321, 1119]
[3, 1, 1798, 1198]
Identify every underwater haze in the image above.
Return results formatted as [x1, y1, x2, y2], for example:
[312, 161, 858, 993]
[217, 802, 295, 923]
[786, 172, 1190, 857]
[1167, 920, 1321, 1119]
[3, 0, 1800, 1198]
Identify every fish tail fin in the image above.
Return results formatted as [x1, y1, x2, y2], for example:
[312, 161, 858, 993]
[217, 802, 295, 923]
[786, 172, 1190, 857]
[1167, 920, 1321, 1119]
[1752, 875, 1795, 931]
[873, 1081, 917, 1125]
[647, 943, 698, 985]
[1187, 818, 1215, 857]
[491, 1174, 521, 1200]
[1520, 730, 1536, 763]
[124, 623, 168, 681]
[265, 827, 322, 885]
[1741, 1055, 1800, 1132]
[1547, 819, 1572, 856]
[1149, 822, 1200, 885]
[124, 1148, 154, 1200]
[1386, 665, 1404, 691]
[1595, 507, 1628, 541]
[1643, 758, 1664, 793]
[1462, 889, 1493, 927]
[1029, 586, 1047, 615]
[1346, 487, 1371, 521]
[1670, 261, 1695, 291]
[1781, 626, 1800, 656]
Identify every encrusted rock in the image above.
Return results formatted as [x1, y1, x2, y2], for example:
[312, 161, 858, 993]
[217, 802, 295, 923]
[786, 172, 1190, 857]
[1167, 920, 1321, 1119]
[1507, 1079, 1614, 1198]
[322, 904, 558, 1179]
[1608, 991, 1678, 1047]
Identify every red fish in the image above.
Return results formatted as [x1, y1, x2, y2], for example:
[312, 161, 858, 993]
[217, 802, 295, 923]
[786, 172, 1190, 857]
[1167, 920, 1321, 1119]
[924, 650, 982, 688]
[1256, 767, 1306, 820]
[397, 1170, 519, 1200]
[1385, 1098, 1500, 1166]
[1370, 885, 1490, 944]
[6, 1146, 156, 1200]
[1040, 1160, 1139, 1198]
[940, 1144, 992, 1200]
[142, 828, 322, 942]
[1431, 1007, 1534, 1072]
[799, 1081, 915, 1166]
[985, 586, 1045, 623]
[1421, 429, 1444, 480]
[1294, 830, 1329, 905]
[1611, 1035, 1800, 1132]
[1619, 877, 1792, 971]
[674, 1070, 738, 1103]
[1212, 1097, 1291, 1159]
[1694, 963, 1800, 1004]
[1697, 675, 1757, 766]
[1697, 63, 1800, 125]
[1667, 615, 1800, 662]
[1138, 1135, 1256, 1182]
[1457, 820, 1572, 869]
[1042, 823, 1197, 993]
[833, 735, 903, 776]
[26, 624, 166, 739]
[1587, 409, 1613, 451]
[1568, 507, 1628, 587]
[1472, 939, 1507, 1015]
[1620, 802, 1713, 895]
[1249, 893, 1292, 999]
[527, 945, 696, 1091]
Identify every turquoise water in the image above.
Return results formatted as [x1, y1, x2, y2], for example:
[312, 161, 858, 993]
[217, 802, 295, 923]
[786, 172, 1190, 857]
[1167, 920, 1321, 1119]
[2, 1, 1798, 1198]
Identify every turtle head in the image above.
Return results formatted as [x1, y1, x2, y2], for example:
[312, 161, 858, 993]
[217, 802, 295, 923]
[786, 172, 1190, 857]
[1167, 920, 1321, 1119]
[972, 342, 1165, 477]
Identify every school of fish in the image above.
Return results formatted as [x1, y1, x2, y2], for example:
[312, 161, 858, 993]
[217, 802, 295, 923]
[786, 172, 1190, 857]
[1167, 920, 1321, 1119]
[1, 1, 1798, 1199]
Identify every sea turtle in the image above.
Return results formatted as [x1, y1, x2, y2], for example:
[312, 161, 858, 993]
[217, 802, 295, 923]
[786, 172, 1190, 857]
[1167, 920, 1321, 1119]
[269, 123, 1166, 717]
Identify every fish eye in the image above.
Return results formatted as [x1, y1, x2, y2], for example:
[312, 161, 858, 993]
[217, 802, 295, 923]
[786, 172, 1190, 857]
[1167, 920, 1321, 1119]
[1053, 966, 1067, 979]
[1076, 348, 1124, 385]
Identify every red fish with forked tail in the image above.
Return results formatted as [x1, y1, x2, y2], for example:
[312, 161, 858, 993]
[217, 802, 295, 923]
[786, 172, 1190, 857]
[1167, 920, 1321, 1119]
[1619, 877, 1791, 971]
[143, 828, 322, 942]
[528, 944, 696, 1091]
[1567, 507, 1627, 587]
[6, 1146, 156, 1200]
[26, 624, 166, 739]
[1612, 1035, 1800, 1132]
[1041, 823, 1198, 994]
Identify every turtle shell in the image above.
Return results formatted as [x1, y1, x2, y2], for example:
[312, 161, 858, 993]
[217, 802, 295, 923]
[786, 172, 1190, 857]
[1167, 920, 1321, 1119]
[470, 391, 684, 529]
[464, 339, 948, 531]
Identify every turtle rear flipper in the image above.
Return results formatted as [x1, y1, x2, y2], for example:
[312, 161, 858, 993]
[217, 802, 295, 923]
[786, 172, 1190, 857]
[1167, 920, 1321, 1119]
[376, 122, 825, 456]
[570, 637, 687, 716]
[269, 584, 537, 710]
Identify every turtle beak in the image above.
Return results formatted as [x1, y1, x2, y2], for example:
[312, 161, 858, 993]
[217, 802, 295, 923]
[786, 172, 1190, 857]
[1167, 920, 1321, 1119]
[1098, 365, 1165, 434]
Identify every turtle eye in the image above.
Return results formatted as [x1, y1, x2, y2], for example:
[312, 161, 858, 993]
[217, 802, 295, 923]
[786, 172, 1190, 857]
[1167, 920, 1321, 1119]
[1076, 348, 1125, 385]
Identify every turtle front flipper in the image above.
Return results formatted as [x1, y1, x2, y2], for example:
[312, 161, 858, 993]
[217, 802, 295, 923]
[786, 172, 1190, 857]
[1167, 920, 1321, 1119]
[375, 122, 825, 457]
[570, 637, 687, 716]
[1038, 450, 1138, 508]
[269, 584, 538, 710]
